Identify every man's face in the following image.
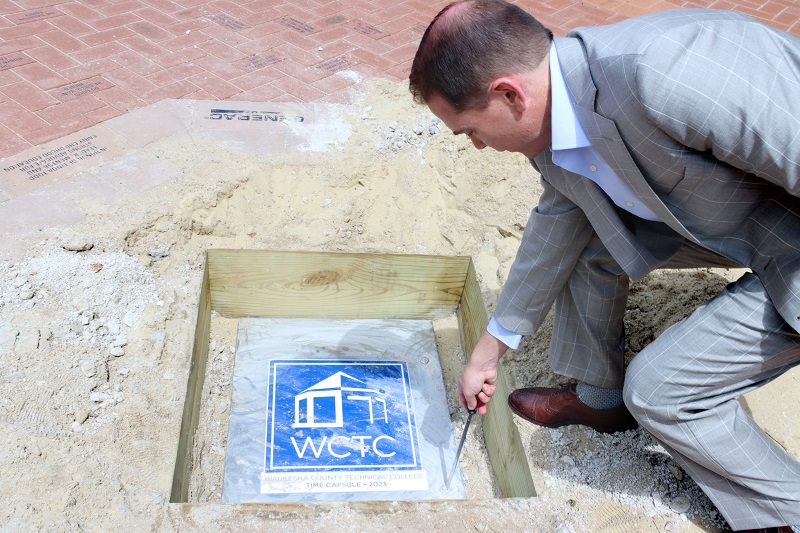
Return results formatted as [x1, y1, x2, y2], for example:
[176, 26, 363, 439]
[426, 75, 551, 158]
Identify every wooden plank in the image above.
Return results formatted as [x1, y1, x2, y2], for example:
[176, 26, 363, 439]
[170, 254, 212, 503]
[458, 260, 536, 498]
[207, 249, 469, 320]
[173, 249, 534, 504]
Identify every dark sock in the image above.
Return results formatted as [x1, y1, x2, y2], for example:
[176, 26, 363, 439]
[575, 382, 624, 410]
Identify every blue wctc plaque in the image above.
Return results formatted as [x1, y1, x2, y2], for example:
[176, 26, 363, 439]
[263, 360, 427, 493]
[222, 318, 466, 503]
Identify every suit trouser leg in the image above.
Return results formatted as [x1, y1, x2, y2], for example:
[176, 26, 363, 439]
[549, 216, 740, 389]
[549, 230, 630, 388]
[623, 272, 800, 529]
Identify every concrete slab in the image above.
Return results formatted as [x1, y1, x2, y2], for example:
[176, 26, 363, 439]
[0, 98, 358, 261]
[0, 125, 135, 199]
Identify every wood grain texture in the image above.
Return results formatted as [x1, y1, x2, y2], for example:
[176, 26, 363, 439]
[173, 250, 536, 503]
[171, 256, 212, 503]
[459, 260, 536, 498]
[207, 249, 469, 320]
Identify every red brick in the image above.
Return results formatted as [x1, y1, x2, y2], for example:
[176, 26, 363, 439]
[0, 68, 22, 87]
[274, 75, 325, 101]
[135, 7, 179, 26]
[0, 100, 49, 133]
[273, 4, 318, 24]
[269, 91, 302, 103]
[71, 42, 127, 63]
[0, 20, 52, 41]
[2, 79, 60, 110]
[343, 32, 394, 54]
[109, 49, 162, 76]
[174, 6, 204, 19]
[89, 12, 141, 31]
[12, 0, 58, 7]
[58, 2, 104, 21]
[100, 0, 143, 17]
[103, 67, 159, 94]
[274, 42, 321, 67]
[0, 36, 41, 56]
[350, 48, 395, 71]
[36, 95, 103, 122]
[235, 82, 286, 101]
[342, 0, 382, 15]
[50, 77, 114, 102]
[146, 61, 197, 85]
[771, 9, 799, 28]
[227, 8, 272, 29]
[0, 123, 30, 158]
[309, 1, 352, 19]
[198, 24, 250, 48]
[240, 0, 281, 14]
[197, 39, 247, 61]
[14, 62, 69, 90]
[228, 66, 284, 91]
[318, 85, 362, 105]
[313, 39, 359, 61]
[310, 25, 350, 45]
[158, 28, 211, 50]
[234, 53, 286, 72]
[162, 19, 205, 37]
[185, 71, 239, 98]
[0, 52, 34, 72]
[311, 70, 356, 93]
[95, 85, 142, 111]
[129, 20, 173, 41]
[141, 78, 198, 102]
[378, 27, 423, 49]
[6, 8, 61, 24]
[239, 19, 285, 40]
[83, 104, 124, 124]
[140, 0, 182, 13]
[117, 34, 167, 60]
[60, 57, 121, 83]
[50, 14, 96, 36]
[381, 42, 419, 66]
[273, 58, 328, 83]
[385, 60, 411, 81]
[192, 53, 249, 80]
[207, 0, 255, 19]
[756, 1, 787, 17]
[0, 0, 20, 12]
[22, 122, 80, 147]
[78, 27, 136, 47]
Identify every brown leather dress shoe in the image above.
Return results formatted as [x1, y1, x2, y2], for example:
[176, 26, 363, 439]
[507, 384, 638, 433]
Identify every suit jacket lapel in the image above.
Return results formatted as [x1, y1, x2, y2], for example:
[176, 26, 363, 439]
[553, 37, 701, 246]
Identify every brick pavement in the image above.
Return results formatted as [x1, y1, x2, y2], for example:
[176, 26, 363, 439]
[0, 0, 798, 161]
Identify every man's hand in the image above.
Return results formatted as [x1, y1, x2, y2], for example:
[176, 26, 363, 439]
[458, 330, 509, 415]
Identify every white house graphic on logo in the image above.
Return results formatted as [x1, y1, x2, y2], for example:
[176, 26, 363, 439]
[293, 371, 388, 428]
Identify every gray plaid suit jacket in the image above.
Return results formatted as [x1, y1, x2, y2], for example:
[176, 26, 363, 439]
[494, 9, 800, 340]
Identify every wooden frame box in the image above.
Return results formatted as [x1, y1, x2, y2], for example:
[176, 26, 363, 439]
[171, 249, 536, 504]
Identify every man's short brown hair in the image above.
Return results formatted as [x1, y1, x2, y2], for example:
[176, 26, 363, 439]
[409, 0, 553, 110]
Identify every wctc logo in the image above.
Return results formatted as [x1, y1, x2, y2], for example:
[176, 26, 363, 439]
[265, 360, 422, 474]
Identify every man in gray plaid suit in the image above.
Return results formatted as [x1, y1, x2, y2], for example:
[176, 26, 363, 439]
[410, 0, 800, 530]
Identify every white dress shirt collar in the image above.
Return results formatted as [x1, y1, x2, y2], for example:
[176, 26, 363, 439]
[549, 43, 592, 151]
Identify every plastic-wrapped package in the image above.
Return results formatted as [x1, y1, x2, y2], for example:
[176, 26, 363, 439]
[223, 318, 466, 503]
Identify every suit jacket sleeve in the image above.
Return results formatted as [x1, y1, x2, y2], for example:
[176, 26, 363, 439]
[492, 169, 595, 336]
[635, 18, 800, 196]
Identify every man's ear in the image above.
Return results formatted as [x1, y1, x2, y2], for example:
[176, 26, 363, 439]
[488, 77, 528, 113]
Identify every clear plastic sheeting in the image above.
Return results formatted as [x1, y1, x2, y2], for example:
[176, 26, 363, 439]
[222, 318, 466, 503]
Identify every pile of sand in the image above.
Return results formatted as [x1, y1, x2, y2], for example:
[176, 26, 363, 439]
[0, 79, 793, 532]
